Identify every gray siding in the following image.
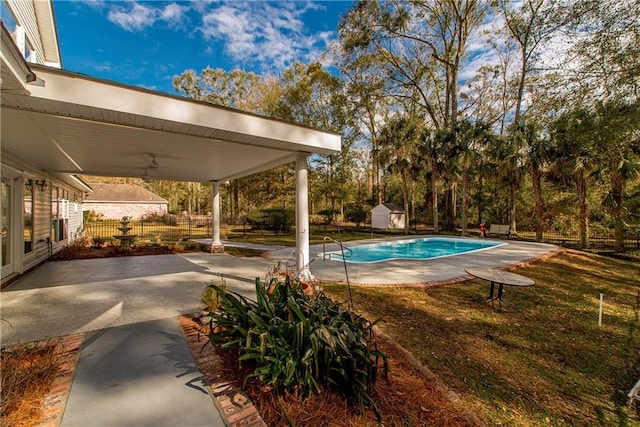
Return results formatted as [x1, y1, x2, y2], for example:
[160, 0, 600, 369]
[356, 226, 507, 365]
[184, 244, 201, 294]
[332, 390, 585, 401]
[67, 202, 84, 243]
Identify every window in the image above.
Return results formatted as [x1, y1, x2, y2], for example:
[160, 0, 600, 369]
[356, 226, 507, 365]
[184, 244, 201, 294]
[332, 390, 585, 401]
[51, 186, 66, 243]
[24, 179, 33, 253]
[1, 1, 18, 35]
[1, 1, 36, 62]
[2, 181, 10, 267]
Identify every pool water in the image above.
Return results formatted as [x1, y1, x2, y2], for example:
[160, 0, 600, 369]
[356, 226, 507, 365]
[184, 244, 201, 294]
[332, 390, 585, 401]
[328, 237, 504, 263]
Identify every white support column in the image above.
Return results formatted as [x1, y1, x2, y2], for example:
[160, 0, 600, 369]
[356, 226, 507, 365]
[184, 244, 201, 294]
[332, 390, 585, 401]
[295, 153, 313, 280]
[211, 181, 223, 253]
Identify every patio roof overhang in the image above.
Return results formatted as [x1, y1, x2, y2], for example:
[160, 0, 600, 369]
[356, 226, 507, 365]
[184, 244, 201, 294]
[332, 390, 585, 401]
[0, 64, 341, 185]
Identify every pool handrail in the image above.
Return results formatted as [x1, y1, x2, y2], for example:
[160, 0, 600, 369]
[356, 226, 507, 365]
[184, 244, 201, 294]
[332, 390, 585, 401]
[323, 236, 353, 308]
[322, 236, 353, 261]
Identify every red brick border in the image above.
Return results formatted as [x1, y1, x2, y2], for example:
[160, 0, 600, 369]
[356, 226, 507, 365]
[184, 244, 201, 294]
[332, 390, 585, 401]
[177, 315, 267, 427]
[34, 333, 85, 427]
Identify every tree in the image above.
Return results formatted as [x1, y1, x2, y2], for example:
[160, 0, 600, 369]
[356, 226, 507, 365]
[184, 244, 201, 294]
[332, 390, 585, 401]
[593, 102, 640, 251]
[378, 115, 420, 234]
[275, 61, 357, 219]
[496, 0, 565, 234]
[340, 0, 487, 231]
[173, 67, 288, 221]
[454, 120, 489, 235]
[549, 108, 598, 248]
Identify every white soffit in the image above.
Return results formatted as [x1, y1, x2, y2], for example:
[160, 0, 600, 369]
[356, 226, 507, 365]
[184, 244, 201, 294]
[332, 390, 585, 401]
[33, 0, 61, 67]
[0, 65, 341, 183]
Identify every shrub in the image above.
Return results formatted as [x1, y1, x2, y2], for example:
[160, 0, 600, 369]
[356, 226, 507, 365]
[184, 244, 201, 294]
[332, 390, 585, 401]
[246, 208, 294, 234]
[318, 209, 339, 225]
[345, 207, 369, 227]
[205, 277, 388, 420]
[201, 278, 227, 311]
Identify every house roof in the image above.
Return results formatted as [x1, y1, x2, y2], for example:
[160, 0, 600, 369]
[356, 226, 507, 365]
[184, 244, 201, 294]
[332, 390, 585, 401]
[84, 184, 168, 204]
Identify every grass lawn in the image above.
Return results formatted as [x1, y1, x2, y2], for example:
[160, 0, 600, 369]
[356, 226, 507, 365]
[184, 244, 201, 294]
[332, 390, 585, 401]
[323, 250, 640, 426]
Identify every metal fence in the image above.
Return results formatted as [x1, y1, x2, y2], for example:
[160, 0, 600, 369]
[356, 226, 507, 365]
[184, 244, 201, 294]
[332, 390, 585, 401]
[515, 229, 640, 250]
[84, 216, 212, 244]
[83, 216, 640, 250]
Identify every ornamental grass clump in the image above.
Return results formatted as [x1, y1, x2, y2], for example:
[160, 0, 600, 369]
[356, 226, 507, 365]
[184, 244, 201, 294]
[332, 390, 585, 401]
[205, 277, 388, 420]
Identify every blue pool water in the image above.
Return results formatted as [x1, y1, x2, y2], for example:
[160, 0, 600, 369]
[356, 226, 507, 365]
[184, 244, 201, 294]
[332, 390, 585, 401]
[328, 237, 503, 263]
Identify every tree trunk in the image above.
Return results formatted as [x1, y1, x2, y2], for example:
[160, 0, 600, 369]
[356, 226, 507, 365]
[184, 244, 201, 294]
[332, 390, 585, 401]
[610, 168, 625, 252]
[401, 169, 409, 235]
[430, 159, 439, 233]
[576, 169, 589, 249]
[477, 169, 484, 225]
[509, 175, 518, 236]
[461, 164, 468, 236]
[530, 163, 543, 242]
[445, 187, 456, 231]
[233, 180, 240, 223]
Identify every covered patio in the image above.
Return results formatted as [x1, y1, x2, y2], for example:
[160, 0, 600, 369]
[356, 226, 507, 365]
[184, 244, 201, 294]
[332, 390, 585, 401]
[1, 59, 341, 281]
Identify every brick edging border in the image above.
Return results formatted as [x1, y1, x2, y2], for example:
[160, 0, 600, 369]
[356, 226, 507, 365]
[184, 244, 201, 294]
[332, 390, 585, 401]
[177, 315, 267, 427]
[35, 333, 85, 427]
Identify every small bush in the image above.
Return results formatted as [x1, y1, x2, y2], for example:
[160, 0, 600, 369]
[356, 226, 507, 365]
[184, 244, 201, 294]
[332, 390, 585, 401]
[201, 278, 227, 311]
[205, 277, 387, 420]
[345, 207, 369, 227]
[246, 208, 294, 234]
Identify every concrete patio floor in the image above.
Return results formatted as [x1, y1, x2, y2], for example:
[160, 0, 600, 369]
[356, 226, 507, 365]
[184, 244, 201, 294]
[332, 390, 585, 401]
[1, 236, 558, 346]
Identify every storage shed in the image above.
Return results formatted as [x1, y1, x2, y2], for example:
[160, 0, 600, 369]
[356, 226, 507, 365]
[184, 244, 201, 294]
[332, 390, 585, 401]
[83, 184, 168, 219]
[371, 203, 406, 229]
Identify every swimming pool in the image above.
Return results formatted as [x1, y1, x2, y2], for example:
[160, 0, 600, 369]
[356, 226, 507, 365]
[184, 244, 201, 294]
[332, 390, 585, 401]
[326, 237, 504, 263]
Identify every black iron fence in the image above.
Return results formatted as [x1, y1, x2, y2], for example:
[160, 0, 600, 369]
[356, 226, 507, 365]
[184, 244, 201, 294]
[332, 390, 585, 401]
[84, 215, 212, 244]
[82, 215, 640, 251]
[515, 229, 640, 250]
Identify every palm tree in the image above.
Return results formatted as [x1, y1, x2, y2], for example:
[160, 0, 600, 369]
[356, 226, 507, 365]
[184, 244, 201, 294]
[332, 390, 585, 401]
[377, 115, 420, 235]
[549, 108, 597, 248]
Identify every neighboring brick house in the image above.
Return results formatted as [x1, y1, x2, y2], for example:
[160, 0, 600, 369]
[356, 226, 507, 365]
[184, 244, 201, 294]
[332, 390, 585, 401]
[83, 184, 168, 219]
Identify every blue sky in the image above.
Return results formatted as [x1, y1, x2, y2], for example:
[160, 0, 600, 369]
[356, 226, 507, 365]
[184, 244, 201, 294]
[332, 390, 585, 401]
[54, 1, 354, 95]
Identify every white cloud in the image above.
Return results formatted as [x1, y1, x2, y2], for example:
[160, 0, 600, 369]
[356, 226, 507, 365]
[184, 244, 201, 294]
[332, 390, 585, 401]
[107, 1, 188, 32]
[197, 1, 333, 71]
[108, 2, 157, 32]
[161, 3, 187, 26]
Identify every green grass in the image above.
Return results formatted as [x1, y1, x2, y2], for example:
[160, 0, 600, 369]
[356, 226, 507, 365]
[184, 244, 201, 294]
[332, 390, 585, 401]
[322, 250, 640, 426]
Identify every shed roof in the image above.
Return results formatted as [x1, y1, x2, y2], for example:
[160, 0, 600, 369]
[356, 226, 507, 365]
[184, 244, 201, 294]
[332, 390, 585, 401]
[373, 203, 404, 213]
[84, 184, 168, 204]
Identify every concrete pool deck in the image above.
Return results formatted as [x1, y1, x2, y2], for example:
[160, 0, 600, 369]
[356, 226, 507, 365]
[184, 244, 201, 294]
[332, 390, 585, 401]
[264, 236, 560, 286]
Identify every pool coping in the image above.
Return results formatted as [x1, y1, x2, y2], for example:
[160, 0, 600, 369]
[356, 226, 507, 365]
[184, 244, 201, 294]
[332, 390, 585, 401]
[265, 235, 562, 287]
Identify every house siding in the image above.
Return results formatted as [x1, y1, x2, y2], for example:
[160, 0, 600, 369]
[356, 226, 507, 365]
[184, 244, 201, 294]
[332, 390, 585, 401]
[67, 201, 84, 242]
[84, 202, 168, 219]
[4, 0, 44, 64]
[1, 154, 85, 282]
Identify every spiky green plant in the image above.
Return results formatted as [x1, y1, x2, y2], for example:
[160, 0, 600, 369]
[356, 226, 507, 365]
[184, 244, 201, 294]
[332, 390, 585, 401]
[205, 277, 388, 420]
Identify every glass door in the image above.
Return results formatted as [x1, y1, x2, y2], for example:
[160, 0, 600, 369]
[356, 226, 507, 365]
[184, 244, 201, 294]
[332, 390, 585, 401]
[1, 180, 14, 279]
